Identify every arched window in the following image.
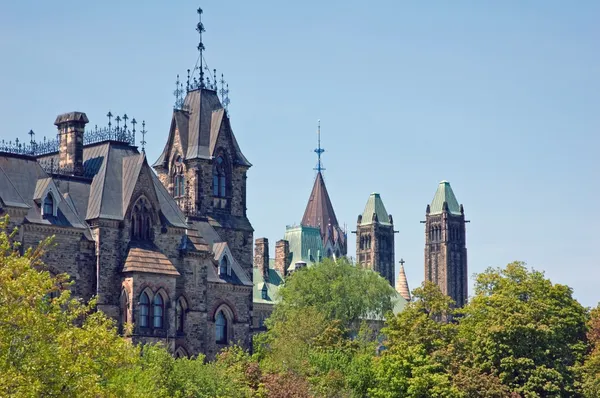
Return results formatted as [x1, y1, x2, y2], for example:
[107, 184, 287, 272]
[215, 310, 227, 344]
[153, 294, 164, 329]
[212, 156, 227, 197]
[131, 197, 153, 241]
[43, 193, 54, 217]
[173, 156, 185, 198]
[219, 256, 228, 276]
[139, 292, 149, 328]
[120, 289, 129, 326]
[176, 298, 186, 334]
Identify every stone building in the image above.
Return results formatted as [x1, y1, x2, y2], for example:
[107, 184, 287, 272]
[354, 192, 397, 286]
[424, 180, 468, 307]
[0, 100, 253, 359]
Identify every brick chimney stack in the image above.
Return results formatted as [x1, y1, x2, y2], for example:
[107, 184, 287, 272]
[55, 112, 88, 176]
[254, 238, 269, 279]
[274, 239, 290, 276]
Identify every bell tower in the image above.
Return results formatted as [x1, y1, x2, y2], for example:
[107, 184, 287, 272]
[423, 181, 468, 307]
[354, 192, 396, 286]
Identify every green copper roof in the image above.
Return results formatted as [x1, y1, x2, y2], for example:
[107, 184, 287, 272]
[284, 225, 324, 269]
[429, 181, 461, 216]
[360, 192, 391, 226]
[253, 264, 284, 304]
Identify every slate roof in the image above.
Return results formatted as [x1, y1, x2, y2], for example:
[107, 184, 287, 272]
[0, 154, 89, 231]
[360, 193, 391, 226]
[153, 88, 250, 168]
[429, 180, 461, 216]
[37, 142, 188, 228]
[122, 242, 180, 276]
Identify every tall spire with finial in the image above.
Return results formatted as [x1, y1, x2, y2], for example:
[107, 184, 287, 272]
[196, 7, 205, 89]
[314, 120, 325, 173]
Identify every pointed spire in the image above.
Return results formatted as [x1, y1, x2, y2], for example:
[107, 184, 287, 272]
[314, 120, 325, 173]
[396, 258, 411, 301]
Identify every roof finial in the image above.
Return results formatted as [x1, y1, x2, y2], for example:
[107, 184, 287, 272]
[314, 119, 325, 173]
[174, 74, 184, 110]
[399, 258, 405, 267]
[196, 7, 205, 88]
[131, 118, 137, 146]
[140, 120, 147, 153]
[220, 73, 230, 114]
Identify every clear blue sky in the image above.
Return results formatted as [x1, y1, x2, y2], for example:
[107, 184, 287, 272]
[1, 1, 598, 307]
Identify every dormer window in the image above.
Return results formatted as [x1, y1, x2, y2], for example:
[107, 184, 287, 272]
[42, 193, 54, 218]
[219, 256, 229, 276]
[261, 285, 268, 300]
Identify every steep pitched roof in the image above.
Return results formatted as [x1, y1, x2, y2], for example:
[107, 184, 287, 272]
[360, 192, 391, 226]
[429, 180, 461, 216]
[301, 172, 340, 236]
[153, 88, 251, 167]
[396, 263, 411, 301]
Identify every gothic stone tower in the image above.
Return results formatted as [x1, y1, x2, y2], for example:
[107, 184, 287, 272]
[153, 86, 253, 271]
[424, 181, 468, 307]
[355, 193, 396, 286]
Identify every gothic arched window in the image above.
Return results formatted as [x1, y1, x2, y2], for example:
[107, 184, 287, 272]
[153, 294, 164, 329]
[215, 310, 227, 344]
[43, 193, 54, 217]
[172, 156, 185, 198]
[176, 297, 187, 334]
[139, 292, 150, 328]
[261, 285, 268, 300]
[131, 197, 153, 241]
[212, 156, 227, 197]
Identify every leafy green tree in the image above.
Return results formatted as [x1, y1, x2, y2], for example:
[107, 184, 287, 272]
[457, 261, 588, 397]
[276, 257, 397, 328]
[581, 304, 600, 397]
[370, 282, 461, 398]
[0, 217, 142, 397]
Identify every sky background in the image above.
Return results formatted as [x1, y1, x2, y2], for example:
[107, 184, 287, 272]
[1, 1, 598, 306]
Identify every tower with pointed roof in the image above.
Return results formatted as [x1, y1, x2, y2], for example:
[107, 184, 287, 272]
[354, 192, 396, 286]
[153, 8, 253, 272]
[424, 181, 468, 307]
[293, 122, 346, 262]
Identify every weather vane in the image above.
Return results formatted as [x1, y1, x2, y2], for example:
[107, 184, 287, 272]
[314, 120, 325, 173]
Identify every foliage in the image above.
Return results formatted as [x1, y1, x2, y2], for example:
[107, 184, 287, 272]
[457, 262, 588, 397]
[1, 217, 598, 398]
[0, 216, 141, 397]
[276, 257, 397, 329]
[580, 304, 600, 397]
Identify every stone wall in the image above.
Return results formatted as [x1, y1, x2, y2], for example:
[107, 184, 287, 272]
[205, 283, 253, 359]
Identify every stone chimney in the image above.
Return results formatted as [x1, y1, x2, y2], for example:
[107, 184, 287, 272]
[254, 238, 269, 278]
[274, 239, 290, 276]
[55, 112, 89, 176]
